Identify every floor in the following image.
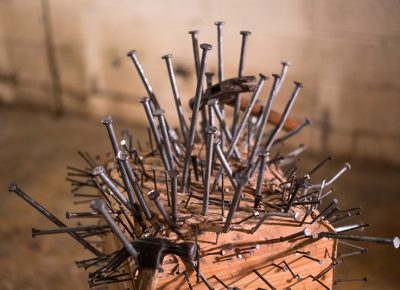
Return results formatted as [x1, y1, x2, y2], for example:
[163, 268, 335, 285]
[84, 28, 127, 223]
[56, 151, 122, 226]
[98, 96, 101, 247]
[1, 106, 399, 289]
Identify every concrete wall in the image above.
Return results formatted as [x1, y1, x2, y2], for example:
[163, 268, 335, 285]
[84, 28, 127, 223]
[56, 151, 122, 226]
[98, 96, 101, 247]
[1, 0, 400, 164]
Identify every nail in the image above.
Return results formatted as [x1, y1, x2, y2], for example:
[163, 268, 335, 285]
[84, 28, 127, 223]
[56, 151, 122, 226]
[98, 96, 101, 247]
[334, 277, 367, 285]
[236, 210, 260, 224]
[263, 81, 303, 153]
[188, 30, 200, 79]
[335, 223, 369, 233]
[191, 155, 199, 181]
[318, 232, 400, 249]
[337, 249, 367, 259]
[215, 21, 225, 82]
[280, 228, 312, 242]
[205, 72, 214, 88]
[310, 275, 331, 290]
[308, 156, 333, 176]
[117, 150, 152, 220]
[31, 224, 110, 237]
[9, 183, 102, 256]
[253, 269, 276, 290]
[180, 43, 212, 193]
[223, 173, 248, 233]
[273, 118, 312, 146]
[152, 168, 157, 191]
[148, 189, 175, 228]
[139, 97, 170, 171]
[92, 166, 139, 218]
[202, 126, 218, 215]
[310, 163, 351, 189]
[232, 30, 252, 134]
[204, 249, 226, 257]
[251, 211, 300, 234]
[209, 99, 241, 159]
[310, 198, 339, 224]
[213, 74, 268, 189]
[154, 108, 175, 170]
[253, 150, 269, 208]
[213, 139, 238, 188]
[147, 127, 154, 154]
[162, 54, 188, 143]
[302, 254, 323, 264]
[212, 275, 230, 289]
[127, 50, 160, 108]
[282, 260, 299, 279]
[247, 74, 281, 173]
[90, 199, 138, 262]
[183, 271, 194, 290]
[168, 169, 179, 223]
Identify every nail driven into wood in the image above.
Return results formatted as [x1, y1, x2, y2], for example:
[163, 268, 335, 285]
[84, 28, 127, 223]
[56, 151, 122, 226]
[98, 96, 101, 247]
[253, 150, 269, 208]
[180, 43, 212, 193]
[168, 169, 179, 223]
[232, 30, 251, 134]
[213, 74, 268, 189]
[223, 173, 248, 233]
[310, 198, 339, 224]
[188, 30, 200, 79]
[318, 232, 400, 249]
[202, 126, 218, 215]
[148, 189, 176, 229]
[251, 211, 301, 234]
[213, 139, 237, 188]
[90, 199, 139, 262]
[253, 269, 276, 290]
[139, 97, 170, 171]
[9, 183, 103, 256]
[310, 163, 351, 189]
[117, 150, 152, 220]
[236, 210, 260, 224]
[154, 108, 175, 171]
[162, 54, 188, 143]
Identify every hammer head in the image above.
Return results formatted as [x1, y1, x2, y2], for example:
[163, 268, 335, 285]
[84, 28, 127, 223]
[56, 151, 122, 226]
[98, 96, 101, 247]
[132, 237, 197, 270]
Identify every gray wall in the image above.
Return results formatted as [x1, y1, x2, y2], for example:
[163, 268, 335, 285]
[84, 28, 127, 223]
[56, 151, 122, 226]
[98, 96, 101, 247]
[1, 0, 400, 164]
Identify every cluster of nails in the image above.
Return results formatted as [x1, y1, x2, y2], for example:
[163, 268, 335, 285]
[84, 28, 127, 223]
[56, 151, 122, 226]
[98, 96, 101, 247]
[9, 21, 399, 289]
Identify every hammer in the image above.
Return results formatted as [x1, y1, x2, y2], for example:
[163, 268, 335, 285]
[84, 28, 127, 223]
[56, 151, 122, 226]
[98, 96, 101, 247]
[91, 199, 198, 290]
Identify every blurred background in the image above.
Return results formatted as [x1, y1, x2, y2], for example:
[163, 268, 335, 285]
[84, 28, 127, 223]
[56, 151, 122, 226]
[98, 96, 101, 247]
[1, 0, 399, 289]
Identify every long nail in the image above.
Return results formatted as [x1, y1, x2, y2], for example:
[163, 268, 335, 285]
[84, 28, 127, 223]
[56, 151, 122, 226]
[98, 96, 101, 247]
[247, 74, 281, 172]
[202, 126, 218, 215]
[310, 163, 351, 189]
[223, 173, 248, 233]
[215, 21, 225, 82]
[213, 74, 268, 189]
[148, 189, 175, 228]
[213, 139, 237, 188]
[139, 97, 170, 171]
[273, 118, 312, 146]
[91, 199, 138, 262]
[232, 30, 252, 134]
[180, 43, 212, 193]
[310, 198, 339, 224]
[335, 223, 369, 233]
[168, 169, 179, 223]
[212, 275, 230, 289]
[191, 155, 199, 181]
[236, 210, 260, 224]
[92, 166, 138, 218]
[32, 225, 110, 237]
[263, 81, 303, 153]
[251, 211, 300, 234]
[102, 116, 137, 205]
[253, 269, 276, 290]
[188, 30, 200, 79]
[162, 54, 188, 143]
[318, 232, 400, 249]
[9, 183, 103, 256]
[117, 151, 152, 220]
[253, 150, 269, 208]
[209, 99, 241, 159]
[154, 108, 175, 170]
[127, 50, 160, 108]
[279, 228, 312, 242]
